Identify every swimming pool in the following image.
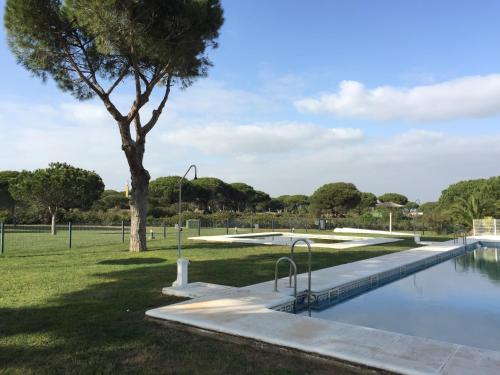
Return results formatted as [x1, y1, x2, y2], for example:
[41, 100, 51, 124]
[306, 247, 500, 351]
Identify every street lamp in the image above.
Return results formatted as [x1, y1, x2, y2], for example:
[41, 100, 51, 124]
[178, 164, 197, 258]
[172, 164, 197, 288]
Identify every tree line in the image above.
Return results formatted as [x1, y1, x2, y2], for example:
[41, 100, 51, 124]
[1, 163, 498, 234]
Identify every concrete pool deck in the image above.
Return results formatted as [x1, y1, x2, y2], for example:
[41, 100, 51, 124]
[147, 236, 500, 374]
[189, 231, 402, 249]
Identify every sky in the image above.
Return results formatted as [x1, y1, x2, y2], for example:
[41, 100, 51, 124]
[0, 0, 499, 202]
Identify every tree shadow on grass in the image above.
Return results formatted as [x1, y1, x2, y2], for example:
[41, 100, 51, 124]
[0, 248, 395, 374]
[98, 257, 166, 265]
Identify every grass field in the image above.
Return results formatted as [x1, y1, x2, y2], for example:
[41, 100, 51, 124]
[0, 229, 450, 374]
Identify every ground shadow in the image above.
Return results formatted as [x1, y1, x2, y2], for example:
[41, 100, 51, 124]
[0, 248, 396, 374]
[98, 257, 166, 265]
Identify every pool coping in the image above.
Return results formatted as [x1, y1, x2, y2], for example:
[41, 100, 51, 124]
[146, 236, 500, 374]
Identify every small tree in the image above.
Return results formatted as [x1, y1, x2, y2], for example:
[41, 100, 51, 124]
[310, 182, 361, 217]
[10, 163, 104, 234]
[4, 0, 224, 251]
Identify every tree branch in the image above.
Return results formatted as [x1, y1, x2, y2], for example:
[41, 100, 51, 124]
[63, 45, 125, 123]
[72, 32, 98, 85]
[106, 64, 130, 95]
[137, 70, 150, 87]
[141, 75, 172, 135]
[125, 63, 170, 124]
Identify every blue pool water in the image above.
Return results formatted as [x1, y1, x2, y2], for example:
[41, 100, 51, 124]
[309, 247, 500, 351]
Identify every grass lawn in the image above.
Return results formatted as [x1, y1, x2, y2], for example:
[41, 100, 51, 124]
[0, 229, 449, 374]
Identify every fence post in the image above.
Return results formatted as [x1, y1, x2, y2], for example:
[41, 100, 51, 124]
[272, 220, 275, 232]
[251, 217, 254, 233]
[163, 222, 166, 239]
[121, 220, 125, 243]
[68, 222, 72, 249]
[226, 220, 229, 235]
[198, 221, 201, 236]
[0, 222, 4, 255]
[494, 219, 497, 236]
[473, 220, 476, 236]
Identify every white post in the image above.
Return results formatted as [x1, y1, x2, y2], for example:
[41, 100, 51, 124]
[389, 211, 392, 233]
[494, 219, 497, 236]
[172, 258, 189, 288]
[473, 220, 476, 236]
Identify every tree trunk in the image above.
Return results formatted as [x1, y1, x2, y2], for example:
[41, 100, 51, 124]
[129, 171, 149, 252]
[51, 212, 57, 235]
[118, 119, 151, 252]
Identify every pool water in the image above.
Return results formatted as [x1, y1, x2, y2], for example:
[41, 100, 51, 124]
[308, 247, 500, 351]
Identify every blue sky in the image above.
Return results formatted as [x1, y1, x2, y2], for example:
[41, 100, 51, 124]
[1, 0, 499, 201]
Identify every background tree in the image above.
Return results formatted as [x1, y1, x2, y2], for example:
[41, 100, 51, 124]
[439, 177, 500, 218]
[449, 194, 491, 227]
[378, 192, 408, 205]
[4, 0, 224, 251]
[10, 163, 104, 234]
[0, 171, 20, 221]
[93, 190, 129, 211]
[252, 190, 272, 212]
[309, 182, 361, 217]
[405, 201, 420, 210]
[192, 177, 230, 212]
[278, 195, 309, 213]
[149, 176, 196, 205]
[356, 192, 377, 213]
[229, 183, 256, 212]
[267, 198, 284, 212]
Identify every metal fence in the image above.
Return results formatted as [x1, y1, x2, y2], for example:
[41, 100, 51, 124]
[0, 219, 324, 255]
[0, 215, 437, 255]
[473, 218, 498, 236]
[0, 223, 129, 255]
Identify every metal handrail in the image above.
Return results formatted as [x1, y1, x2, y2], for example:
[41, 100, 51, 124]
[289, 238, 312, 317]
[274, 256, 297, 313]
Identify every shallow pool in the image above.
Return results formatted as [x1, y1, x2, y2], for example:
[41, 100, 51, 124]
[308, 247, 500, 351]
[235, 234, 343, 245]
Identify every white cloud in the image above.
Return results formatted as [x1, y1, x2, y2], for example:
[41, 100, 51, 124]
[1, 82, 499, 202]
[160, 123, 363, 156]
[295, 74, 500, 122]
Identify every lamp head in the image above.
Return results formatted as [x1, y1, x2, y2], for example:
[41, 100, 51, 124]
[194, 171, 198, 180]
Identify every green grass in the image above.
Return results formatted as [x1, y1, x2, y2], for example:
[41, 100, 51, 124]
[0, 229, 449, 374]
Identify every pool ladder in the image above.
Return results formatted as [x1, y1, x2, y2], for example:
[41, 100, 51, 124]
[274, 257, 297, 312]
[453, 226, 468, 245]
[273, 239, 312, 317]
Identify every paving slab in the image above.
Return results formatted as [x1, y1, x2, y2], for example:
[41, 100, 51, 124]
[162, 282, 235, 298]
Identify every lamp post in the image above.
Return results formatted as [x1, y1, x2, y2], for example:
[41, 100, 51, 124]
[177, 164, 197, 258]
[173, 164, 198, 288]
[413, 199, 420, 235]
